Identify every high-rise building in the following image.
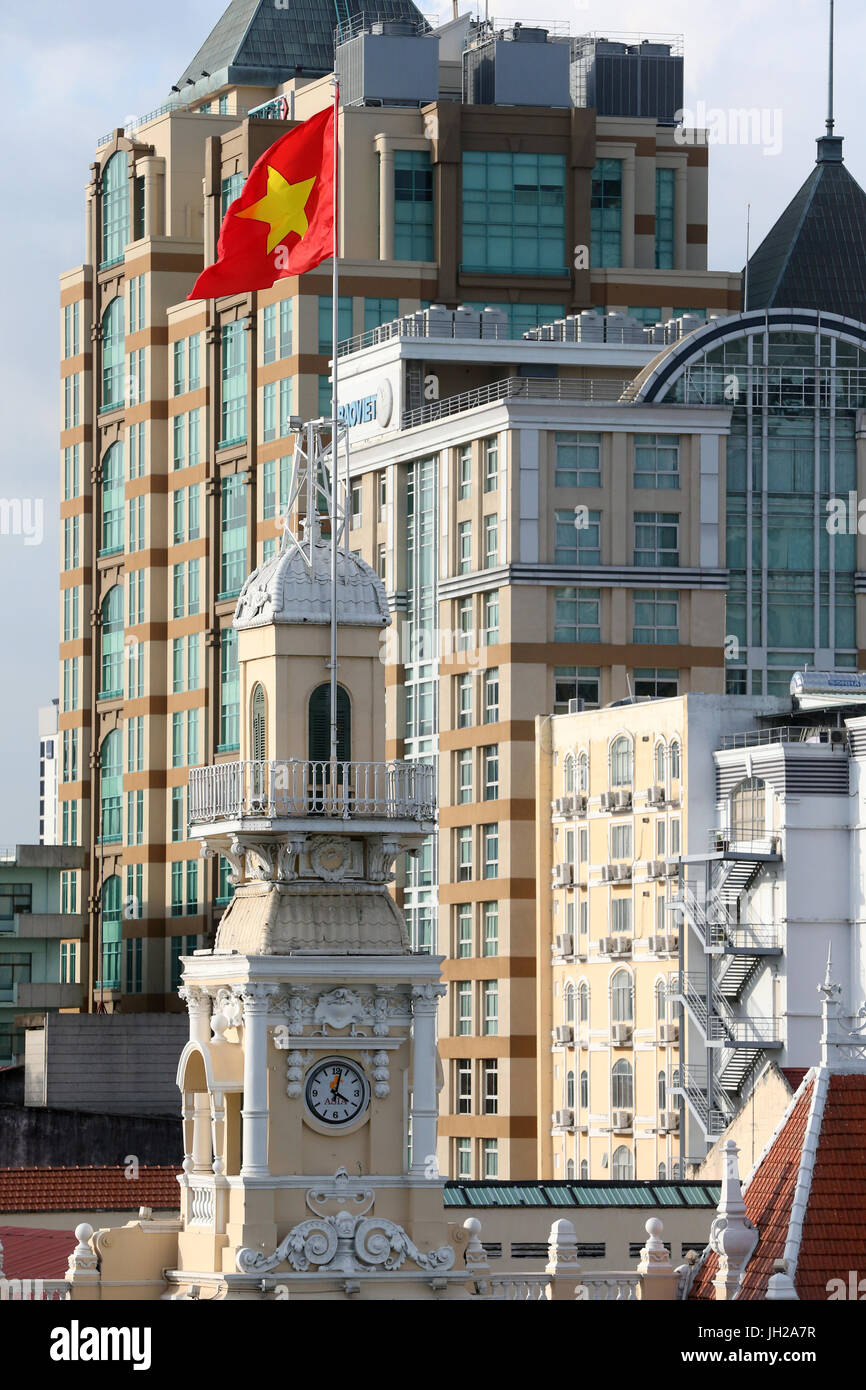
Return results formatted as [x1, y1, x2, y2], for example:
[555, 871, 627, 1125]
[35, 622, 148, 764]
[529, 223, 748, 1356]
[59, 5, 734, 1024]
[38, 702, 59, 845]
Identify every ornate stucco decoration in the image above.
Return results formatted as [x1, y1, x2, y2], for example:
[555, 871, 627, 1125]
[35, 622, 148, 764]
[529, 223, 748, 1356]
[236, 1170, 455, 1277]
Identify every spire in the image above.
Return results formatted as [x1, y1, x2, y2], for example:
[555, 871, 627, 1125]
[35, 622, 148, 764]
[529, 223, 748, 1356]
[817, 0, 844, 163]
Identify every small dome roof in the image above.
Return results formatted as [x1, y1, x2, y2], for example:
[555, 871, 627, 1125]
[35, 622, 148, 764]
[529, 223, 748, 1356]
[234, 537, 390, 631]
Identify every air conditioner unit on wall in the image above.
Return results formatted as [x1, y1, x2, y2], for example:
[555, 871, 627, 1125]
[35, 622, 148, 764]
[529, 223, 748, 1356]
[659, 1022, 679, 1044]
[552, 862, 574, 887]
[611, 937, 633, 956]
[554, 1024, 574, 1044]
[612, 862, 632, 881]
[645, 785, 664, 806]
[573, 793, 588, 815]
[645, 860, 664, 878]
[659, 1109, 680, 1131]
[611, 1023, 633, 1045]
[597, 936, 615, 954]
[554, 933, 573, 957]
[611, 1108, 633, 1131]
[613, 789, 632, 810]
[554, 1108, 575, 1128]
[553, 797, 568, 815]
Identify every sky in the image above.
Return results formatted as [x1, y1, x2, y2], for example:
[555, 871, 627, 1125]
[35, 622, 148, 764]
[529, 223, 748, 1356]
[1, 0, 863, 843]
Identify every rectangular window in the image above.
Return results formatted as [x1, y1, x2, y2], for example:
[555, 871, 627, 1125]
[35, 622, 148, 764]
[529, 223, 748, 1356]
[556, 507, 601, 565]
[634, 434, 680, 489]
[172, 712, 183, 768]
[554, 665, 600, 712]
[378, 470, 387, 520]
[456, 749, 473, 804]
[554, 587, 601, 643]
[318, 296, 353, 353]
[220, 320, 248, 445]
[483, 591, 499, 646]
[60, 939, 79, 983]
[128, 423, 145, 479]
[482, 981, 498, 1036]
[655, 167, 675, 270]
[364, 297, 399, 332]
[457, 826, 473, 881]
[126, 789, 144, 847]
[262, 381, 277, 442]
[634, 668, 680, 699]
[611, 824, 632, 860]
[656, 819, 666, 857]
[483, 1138, 499, 1177]
[457, 980, 472, 1036]
[482, 901, 499, 956]
[173, 339, 185, 397]
[456, 1059, 472, 1114]
[220, 171, 243, 218]
[483, 437, 499, 493]
[173, 413, 185, 470]
[671, 819, 681, 855]
[456, 1137, 472, 1179]
[634, 512, 679, 568]
[377, 545, 386, 582]
[220, 474, 247, 597]
[350, 481, 362, 530]
[456, 904, 472, 958]
[482, 1060, 498, 1115]
[128, 348, 145, 405]
[172, 636, 184, 693]
[187, 633, 199, 690]
[611, 898, 632, 935]
[457, 596, 473, 650]
[171, 785, 184, 842]
[63, 444, 80, 499]
[482, 823, 499, 879]
[220, 627, 239, 751]
[482, 745, 499, 801]
[63, 301, 81, 358]
[590, 158, 623, 268]
[188, 409, 201, 468]
[457, 444, 472, 500]
[462, 150, 566, 274]
[554, 431, 601, 487]
[457, 520, 472, 574]
[483, 667, 499, 724]
[457, 672, 473, 728]
[483, 513, 498, 569]
[318, 375, 332, 418]
[633, 590, 679, 645]
[125, 936, 143, 994]
[394, 150, 434, 261]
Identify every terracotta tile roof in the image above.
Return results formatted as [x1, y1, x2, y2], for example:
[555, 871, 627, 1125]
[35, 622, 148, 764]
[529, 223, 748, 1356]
[691, 1071, 866, 1300]
[782, 1067, 809, 1091]
[0, 1226, 76, 1280]
[0, 1166, 180, 1213]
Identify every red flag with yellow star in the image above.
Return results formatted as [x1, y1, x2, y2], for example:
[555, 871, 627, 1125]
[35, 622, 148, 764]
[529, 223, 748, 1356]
[188, 104, 334, 300]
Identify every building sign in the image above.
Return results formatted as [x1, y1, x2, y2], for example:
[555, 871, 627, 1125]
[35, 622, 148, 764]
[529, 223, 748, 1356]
[337, 379, 394, 431]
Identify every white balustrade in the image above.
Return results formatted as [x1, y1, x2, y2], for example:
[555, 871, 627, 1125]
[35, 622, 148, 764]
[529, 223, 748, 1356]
[189, 758, 435, 825]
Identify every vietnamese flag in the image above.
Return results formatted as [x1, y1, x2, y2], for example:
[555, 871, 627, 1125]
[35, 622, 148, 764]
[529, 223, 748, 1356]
[188, 104, 335, 300]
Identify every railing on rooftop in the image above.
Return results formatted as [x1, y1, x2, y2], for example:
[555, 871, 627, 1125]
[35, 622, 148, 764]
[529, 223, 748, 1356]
[334, 13, 431, 43]
[719, 725, 848, 749]
[189, 758, 436, 825]
[402, 376, 634, 429]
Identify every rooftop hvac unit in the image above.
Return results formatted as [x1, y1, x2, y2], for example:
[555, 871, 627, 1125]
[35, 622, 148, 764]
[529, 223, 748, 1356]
[335, 26, 439, 108]
[464, 28, 571, 108]
[568, 697, 586, 714]
[659, 1022, 679, 1044]
[554, 1025, 574, 1044]
[611, 1108, 633, 1131]
[611, 1023, 633, 1045]
[570, 34, 684, 124]
[554, 1107, 575, 1129]
[645, 785, 665, 806]
[554, 933, 574, 957]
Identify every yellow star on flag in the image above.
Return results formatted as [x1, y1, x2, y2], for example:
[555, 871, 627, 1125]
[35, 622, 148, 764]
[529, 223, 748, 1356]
[235, 166, 317, 254]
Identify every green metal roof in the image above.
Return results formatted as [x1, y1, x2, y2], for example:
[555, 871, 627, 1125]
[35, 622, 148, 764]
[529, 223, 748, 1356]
[443, 1181, 721, 1209]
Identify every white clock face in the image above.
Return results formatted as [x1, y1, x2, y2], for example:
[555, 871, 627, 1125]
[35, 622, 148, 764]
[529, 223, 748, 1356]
[304, 1059, 370, 1127]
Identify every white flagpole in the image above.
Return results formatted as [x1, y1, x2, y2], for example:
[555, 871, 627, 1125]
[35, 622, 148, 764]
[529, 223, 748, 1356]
[329, 79, 340, 768]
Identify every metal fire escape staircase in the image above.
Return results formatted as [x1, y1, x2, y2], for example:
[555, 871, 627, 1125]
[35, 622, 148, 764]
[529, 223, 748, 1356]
[669, 840, 782, 1144]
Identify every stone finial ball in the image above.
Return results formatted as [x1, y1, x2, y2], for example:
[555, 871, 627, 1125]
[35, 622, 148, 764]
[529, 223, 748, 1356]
[463, 1217, 482, 1236]
[74, 1223, 94, 1243]
[645, 1216, 664, 1239]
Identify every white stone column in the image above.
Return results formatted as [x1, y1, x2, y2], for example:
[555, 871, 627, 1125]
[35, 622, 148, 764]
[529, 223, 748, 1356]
[192, 1093, 213, 1174]
[409, 983, 445, 1177]
[180, 984, 211, 1045]
[239, 984, 275, 1178]
[376, 135, 395, 262]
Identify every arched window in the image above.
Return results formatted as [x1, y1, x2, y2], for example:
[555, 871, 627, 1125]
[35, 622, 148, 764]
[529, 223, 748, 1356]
[566, 1158, 575, 1180]
[658, 1162, 667, 1180]
[578, 980, 589, 1023]
[100, 729, 123, 842]
[657, 1070, 667, 1110]
[610, 735, 633, 786]
[566, 1070, 575, 1108]
[611, 968, 634, 1023]
[577, 751, 588, 793]
[100, 874, 123, 989]
[671, 1067, 681, 1094]
[611, 1059, 634, 1109]
[612, 1145, 634, 1180]
[101, 151, 130, 266]
[100, 443, 125, 555]
[655, 978, 667, 1022]
[101, 297, 125, 409]
[579, 1069, 588, 1109]
[308, 683, 351, 762]
[100, 587, 124, 698]
[580, 1158, 588, 1180]
[672, 1160, 682, 1179]
[563, 753, 575, 794]
[654, 741, 666, 785]
[251, 683, 267, 762]
[731, 776, 766, 841]
[564, 982, 575, 1023]
[670, 740, 681, 780]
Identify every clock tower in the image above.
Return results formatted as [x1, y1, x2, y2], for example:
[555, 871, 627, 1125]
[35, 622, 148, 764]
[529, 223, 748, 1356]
[167, 429, 470, 1299]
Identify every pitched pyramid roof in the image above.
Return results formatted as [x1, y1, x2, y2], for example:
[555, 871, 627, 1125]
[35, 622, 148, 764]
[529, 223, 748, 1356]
[690, 1068, 866, 1299]
[744, 136, 866, 320]
[175, 0, 428, 89]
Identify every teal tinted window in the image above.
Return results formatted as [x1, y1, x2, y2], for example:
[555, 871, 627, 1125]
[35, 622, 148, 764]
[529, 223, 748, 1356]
[100, 876, 122, 988]
[318, 296, 353, 352]
[364, 297, 400, 332]
[221, 173, 244, 219]
[100, 731, 123, 844]
[101, 298, 125, 409]
[220, 628, 239, 751]
[655, 168, 675, 269]
[100, 443, 125, 555]
[101, 152, 129, 267]
[394, 151, 433, 261]
[220, 320, 247, 444]
[590, 159, 622, 268]
[220, 474, 247, 598]
[100, 587, 124, 698]
[462, 151, 566, 275]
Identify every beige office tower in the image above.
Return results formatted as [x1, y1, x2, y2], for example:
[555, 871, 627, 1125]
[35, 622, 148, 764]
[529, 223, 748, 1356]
[56, 5, 738, 1169]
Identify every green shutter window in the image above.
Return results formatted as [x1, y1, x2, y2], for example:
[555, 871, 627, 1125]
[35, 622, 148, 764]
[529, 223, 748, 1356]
[308, 683, 351, 762]
[251, 683, 267, 762]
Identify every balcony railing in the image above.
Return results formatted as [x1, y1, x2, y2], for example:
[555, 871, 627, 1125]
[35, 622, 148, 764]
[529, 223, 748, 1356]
[402, 376, 633, 430]
[189, 758, 436, 825]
